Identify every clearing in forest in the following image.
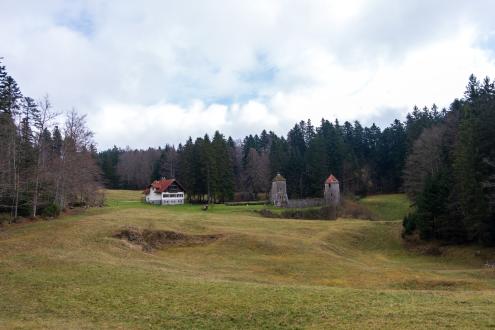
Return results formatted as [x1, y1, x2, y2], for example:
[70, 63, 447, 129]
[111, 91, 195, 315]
[0, 190, 494, 329]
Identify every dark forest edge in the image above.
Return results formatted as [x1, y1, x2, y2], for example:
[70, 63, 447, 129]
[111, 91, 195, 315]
[0, 59, 101, 224]
[402, 76, 495, 246]
[1, 58, 494, 246]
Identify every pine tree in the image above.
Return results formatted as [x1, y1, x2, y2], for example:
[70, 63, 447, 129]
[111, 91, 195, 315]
[177, 138, 195, 201]
[305, 135, 328, 196]
[286, 123, 307, 197]
[415, 171, 450, 240]
[1, 76, 22, 115]
[52, 126, 63, 157]
[211, 131, 234, 202]
[268, 133, 289, 178]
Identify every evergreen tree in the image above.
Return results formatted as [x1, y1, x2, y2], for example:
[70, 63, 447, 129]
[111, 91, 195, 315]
[177, 138, 195, 201]
[377, 119, 406, 192]
[268, 133, 289, 178]
[1, 76, 22, 115]
[211, 131, 234, 202]
[259, 130, 270, 151]
[414, 172, 451, 240]
[98, 146, 121, 188]
[52, 126, 63, 156]
[286, 123, 307, 197]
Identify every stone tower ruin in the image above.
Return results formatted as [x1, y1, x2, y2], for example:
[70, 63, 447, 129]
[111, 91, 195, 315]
[324, 174, 340, 206]
[270, 173, 289, 207]
[324, 174, 340, 219]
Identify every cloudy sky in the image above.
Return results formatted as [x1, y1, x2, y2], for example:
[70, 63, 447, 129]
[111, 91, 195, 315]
[1, 1, 495, 149]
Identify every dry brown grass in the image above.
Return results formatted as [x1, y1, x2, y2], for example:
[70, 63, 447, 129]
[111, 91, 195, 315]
[0, 190, 494, 328]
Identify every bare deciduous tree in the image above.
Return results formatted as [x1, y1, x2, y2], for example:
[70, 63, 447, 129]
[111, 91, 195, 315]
[243, 148, 270, 199]
[31, 95, 58, 217]
[403, 125, 446, 200]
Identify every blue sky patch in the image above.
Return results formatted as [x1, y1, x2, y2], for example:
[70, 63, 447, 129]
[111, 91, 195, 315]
[55, 9, 94, 37]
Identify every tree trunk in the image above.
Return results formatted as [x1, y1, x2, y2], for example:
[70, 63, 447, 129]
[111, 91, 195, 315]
[32, 160, 40, 217]
[11, 124, 18, 222]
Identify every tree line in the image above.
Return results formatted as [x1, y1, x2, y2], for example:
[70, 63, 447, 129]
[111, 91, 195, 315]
[0, 60, 101, 223]
[403, 75, 495, 245]
[99, 99, 446, 203]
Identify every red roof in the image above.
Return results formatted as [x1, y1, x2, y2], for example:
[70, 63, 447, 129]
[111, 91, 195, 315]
[144, 178, 185, 194]
[325, 175, 338, 184]
[152, 178, 175, 192]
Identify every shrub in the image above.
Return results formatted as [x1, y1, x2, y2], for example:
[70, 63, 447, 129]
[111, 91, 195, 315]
[257, 198, 376, 221]
[258, 209, 280, 218]
[281, 208, 325, 220]
[338, 199, 375, 220]
[41, 203, 61, 218]
[0, 213, 10, 225]
[402, 213, 417, 236]
[225, 200, 269, 206]
[258, 207, 337, 220]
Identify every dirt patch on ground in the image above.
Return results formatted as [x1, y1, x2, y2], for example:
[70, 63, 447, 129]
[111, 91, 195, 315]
[114, 227, 224, 252]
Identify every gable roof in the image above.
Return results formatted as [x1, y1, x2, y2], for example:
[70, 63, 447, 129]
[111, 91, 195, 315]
[325, 174, 339, 184]
[144, 178, 186, 194]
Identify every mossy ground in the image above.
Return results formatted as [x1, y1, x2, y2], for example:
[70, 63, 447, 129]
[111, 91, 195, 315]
[0, 190, 494, 329]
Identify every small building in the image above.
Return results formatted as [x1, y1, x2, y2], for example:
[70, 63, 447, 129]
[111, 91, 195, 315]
[270, 173, 289, 207]
[324, 174, 340, 206]
[144, 178, 186, 205]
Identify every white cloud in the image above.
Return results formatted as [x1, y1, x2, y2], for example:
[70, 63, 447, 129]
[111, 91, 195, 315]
[1, 0, 495, 149]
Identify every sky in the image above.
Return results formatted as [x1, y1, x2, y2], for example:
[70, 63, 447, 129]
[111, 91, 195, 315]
[1, 0, 495, 149]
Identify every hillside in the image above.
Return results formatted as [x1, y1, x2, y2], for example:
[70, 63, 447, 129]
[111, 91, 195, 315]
[0, 191, 494, 328]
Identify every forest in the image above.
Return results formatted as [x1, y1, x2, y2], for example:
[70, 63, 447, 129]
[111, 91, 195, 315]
[0, 60, 101, 222]
[403, 76, 495, 245]
[1, 58, 494, 245]
[99, 104, 441, 201]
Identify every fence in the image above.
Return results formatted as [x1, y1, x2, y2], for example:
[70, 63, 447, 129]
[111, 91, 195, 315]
[286, 198, 324, 209]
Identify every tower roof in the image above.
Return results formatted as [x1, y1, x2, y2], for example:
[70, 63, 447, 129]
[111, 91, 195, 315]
[272, 173, 286, 182]
[325, 174, 339, 184]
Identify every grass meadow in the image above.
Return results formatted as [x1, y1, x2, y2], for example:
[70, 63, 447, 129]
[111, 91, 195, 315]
[0, 190, 494, 329]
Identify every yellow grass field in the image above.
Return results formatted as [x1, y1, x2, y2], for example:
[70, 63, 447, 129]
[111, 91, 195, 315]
[0, 190, 494, 329]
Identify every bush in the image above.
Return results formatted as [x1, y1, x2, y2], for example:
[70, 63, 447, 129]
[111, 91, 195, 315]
[0, 213, 11, 225]
[257, 198, 376, 221]
[281, 208, 327, 220]
[41, 203, 61, 218]
[338, 199, 375, 220]
[225, 200, 269, 206]
[257, 209, 280, 218]
[257, 207, 338, 220]
[402, 213, 417, 236]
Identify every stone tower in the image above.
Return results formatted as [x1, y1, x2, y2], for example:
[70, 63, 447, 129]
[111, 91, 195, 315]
[324, 174, 340, 219]
[324, 174, 340, 206]
[270, 173, 289, 207]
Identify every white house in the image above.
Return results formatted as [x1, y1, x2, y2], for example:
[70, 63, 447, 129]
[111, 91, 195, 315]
[144, 178, 186, 205]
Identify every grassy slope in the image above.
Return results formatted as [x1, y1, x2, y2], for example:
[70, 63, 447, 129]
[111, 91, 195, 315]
[359, 194, 412, 221]
[0, 190, 494, 329]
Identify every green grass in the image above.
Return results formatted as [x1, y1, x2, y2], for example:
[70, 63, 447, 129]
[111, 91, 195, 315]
[0, 190, 494, 329]
[359, 194, 412, 220]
